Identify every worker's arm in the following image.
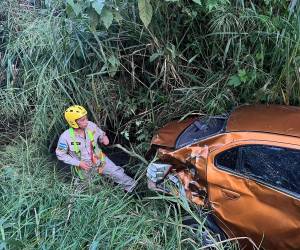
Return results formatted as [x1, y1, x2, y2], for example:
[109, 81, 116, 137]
[55, 135, 81, 167]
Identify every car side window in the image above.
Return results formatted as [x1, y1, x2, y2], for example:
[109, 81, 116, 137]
[215, 147, 239, 171]
[215, 145, 300, 196]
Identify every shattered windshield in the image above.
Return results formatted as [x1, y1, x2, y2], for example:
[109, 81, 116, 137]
[175, 117, 226, 149]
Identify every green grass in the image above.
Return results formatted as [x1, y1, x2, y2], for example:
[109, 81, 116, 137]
[0, 140, 237, 249]
[0, 0, 299, 248]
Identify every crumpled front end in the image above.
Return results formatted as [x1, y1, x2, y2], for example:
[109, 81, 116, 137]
[147, 144, 210, 206]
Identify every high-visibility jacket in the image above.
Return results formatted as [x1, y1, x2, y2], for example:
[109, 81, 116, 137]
[56, 121, 106, 176]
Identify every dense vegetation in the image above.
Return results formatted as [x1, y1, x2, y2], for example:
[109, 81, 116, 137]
[0, 0, 299, 248]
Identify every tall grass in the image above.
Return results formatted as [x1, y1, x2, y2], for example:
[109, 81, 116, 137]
[1, 0, 299, 147]
[0, 0, 299, 248]
[0, 140, 238, 249]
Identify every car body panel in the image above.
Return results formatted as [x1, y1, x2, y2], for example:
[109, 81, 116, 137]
[207, 138, 300, 249]
[151, 117, 199, 148]
[226, 104, 300, 137]
[161, 143, 210, 205]
[148, 105, 300, 249]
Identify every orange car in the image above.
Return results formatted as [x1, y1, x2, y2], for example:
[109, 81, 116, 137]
[147, 105, 300, 249]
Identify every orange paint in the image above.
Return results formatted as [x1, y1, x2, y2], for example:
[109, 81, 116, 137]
[149, 105, 300, 249]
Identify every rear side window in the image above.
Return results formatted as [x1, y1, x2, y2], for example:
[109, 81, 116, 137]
[176, 117, 226, 149]
[215, 147, 238, 171]
[215, 145, 300, 196]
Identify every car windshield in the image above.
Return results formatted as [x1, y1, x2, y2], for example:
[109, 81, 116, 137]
[175, 117, 227, 148]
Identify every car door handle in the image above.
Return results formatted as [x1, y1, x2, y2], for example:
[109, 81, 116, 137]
[221, 189, 240, 200]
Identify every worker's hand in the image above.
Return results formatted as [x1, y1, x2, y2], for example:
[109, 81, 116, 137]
[100, 135, 109, 146]
[79, 161, 91, 171]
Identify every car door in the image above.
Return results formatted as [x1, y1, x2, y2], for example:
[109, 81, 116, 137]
[206, 141, 300, 249]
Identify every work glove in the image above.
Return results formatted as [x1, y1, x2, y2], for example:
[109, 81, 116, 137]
[147, 163, 172, 183]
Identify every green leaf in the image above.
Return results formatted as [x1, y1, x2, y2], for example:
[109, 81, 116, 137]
[207, 0, 229, 11]
[66, 0, 74, 7]
[121, 130, 129, 140]
[101, 8, 113, 29]
[88, 9, 99, 31]
[228, 75, 241, 87]
[255, 52, 263, 61]
[138, 0, 153, 28]
[137, 133, 146, 141]
[66, 0, 81, 16]
[167, 43, 176, 60]
[66, 5, 73, 16]
[149, 53, 161, 62]
[92, 0, 105, 15]
[107, 55, 120, 76]
[108, 55, 119, 66]
[192, 0, 202, 5]
[238, 69, 247, 83]
[188, 54, 199, 64]
[113, 10, 123, 24]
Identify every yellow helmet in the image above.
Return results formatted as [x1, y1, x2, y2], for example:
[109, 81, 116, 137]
[64, 105, 87, 128]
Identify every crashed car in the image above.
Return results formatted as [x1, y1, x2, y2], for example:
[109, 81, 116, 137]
[147, 104, 300, 249]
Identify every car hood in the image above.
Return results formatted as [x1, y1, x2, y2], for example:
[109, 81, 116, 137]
[151, 117, 198, 148]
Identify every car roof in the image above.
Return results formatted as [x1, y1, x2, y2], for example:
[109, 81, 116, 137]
[226, 104, 300, 137]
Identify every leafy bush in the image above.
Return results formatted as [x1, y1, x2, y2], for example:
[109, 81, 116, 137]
[0, 0, 299, 248]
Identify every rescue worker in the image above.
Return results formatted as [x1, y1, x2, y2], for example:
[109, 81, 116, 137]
[56, 105, 136, 192]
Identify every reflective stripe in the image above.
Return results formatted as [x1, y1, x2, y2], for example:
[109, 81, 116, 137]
[87, 130, 94, 142]
[69, 127, 106, 179]
[69, 128, 80, 157]
[87, 129, 106, 166]
[69, 128, 84, 178]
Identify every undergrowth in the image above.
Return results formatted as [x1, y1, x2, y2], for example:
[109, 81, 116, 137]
[0, 0, 299, 248]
